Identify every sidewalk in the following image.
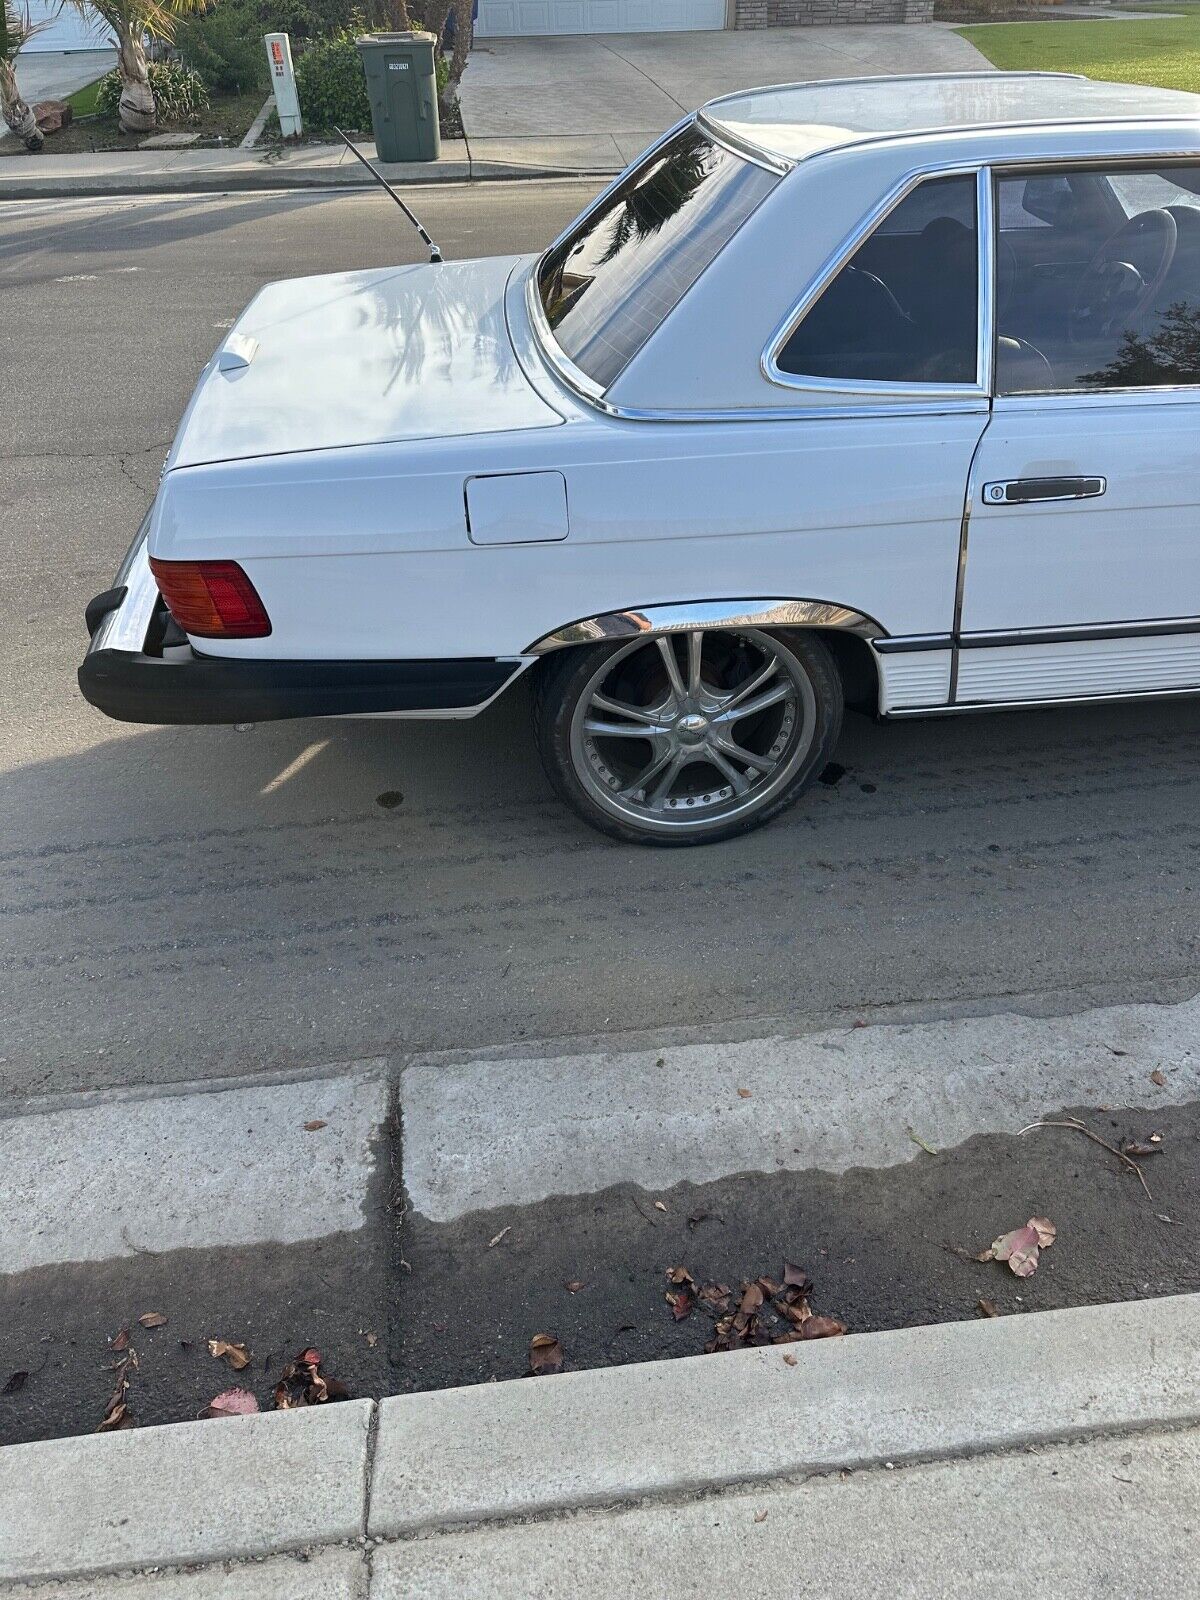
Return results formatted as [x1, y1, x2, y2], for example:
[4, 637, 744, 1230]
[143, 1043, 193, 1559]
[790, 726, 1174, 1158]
[0, 23, 993, 199]
[2, 1293, 1197, 1596]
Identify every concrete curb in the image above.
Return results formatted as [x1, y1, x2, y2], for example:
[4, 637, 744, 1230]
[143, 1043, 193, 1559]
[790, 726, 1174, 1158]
[0, 1401, 373, 1584]
[367, 1291, 1200, 1534]
[2, 1295, 1197, 1586]
[0, 153, 621, 202]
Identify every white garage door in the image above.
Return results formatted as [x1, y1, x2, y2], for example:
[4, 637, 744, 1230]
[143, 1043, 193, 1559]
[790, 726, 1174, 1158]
[476, 0, 726, 37]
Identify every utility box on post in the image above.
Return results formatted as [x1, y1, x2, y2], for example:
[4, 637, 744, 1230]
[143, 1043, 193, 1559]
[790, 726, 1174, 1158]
[264, 32, 302, 139]
[356, 31, 440, 164]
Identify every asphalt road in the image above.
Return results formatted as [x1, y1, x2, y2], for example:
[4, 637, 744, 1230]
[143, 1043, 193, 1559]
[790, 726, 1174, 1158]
[4, 185, 1200, 1102]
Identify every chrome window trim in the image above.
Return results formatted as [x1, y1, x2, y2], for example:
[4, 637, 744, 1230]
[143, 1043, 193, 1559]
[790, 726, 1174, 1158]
[693, 111, 794, 177]
[538, 114, 695, 258]
[524, 260, 990, 423]
[526, 598, 885, 656]
[528, 113, 790, 402]
[762, 160, 992, 401]
[990, 154, 1200, 400]
[994, 387, 1200, 410]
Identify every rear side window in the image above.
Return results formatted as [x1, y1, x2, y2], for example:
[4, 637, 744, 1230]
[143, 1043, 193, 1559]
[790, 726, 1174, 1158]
[537, 124, 779, 390]
[775, 174, 979, 386]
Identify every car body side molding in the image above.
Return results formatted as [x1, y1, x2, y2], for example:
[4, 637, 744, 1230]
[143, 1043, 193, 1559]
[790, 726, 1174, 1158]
[526, 598, 884, 656]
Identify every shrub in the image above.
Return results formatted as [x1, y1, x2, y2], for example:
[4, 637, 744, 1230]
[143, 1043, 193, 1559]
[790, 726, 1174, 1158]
[176, 1, 269, 95]
[294, 31, 370, 130]
[95, 60, 210, 124]
[259, 0, 369, 46]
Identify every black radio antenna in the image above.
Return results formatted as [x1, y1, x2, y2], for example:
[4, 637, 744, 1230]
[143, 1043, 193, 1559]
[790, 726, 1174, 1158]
[335, 128, 443, 263]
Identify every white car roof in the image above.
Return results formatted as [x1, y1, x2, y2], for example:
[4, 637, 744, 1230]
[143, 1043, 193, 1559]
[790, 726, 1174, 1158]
[703, 72, 1200, 164]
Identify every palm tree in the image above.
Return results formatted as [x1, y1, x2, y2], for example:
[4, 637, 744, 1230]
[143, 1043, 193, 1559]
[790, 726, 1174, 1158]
[64, 0, 206, 134]
[1, 2, 45, 152]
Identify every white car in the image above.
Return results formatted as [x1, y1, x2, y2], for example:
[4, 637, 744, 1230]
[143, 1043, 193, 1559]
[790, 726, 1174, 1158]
[82, 71, 1200, 845]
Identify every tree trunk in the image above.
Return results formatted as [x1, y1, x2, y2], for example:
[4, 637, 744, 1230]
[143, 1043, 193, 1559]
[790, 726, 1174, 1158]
[442, 0, 473, 108]
[115, 22, 155, 135]
[0, 57, 43, 151]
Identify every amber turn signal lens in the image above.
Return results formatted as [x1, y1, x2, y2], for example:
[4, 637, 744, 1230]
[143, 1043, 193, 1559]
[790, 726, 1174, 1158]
[149, 558, 271, 640]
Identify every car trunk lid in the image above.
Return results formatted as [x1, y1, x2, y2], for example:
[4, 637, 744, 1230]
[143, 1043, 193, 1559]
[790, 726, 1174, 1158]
[167, 254, 563, 471]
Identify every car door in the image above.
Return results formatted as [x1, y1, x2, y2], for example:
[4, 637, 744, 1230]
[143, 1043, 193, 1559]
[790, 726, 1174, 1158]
[957, 162, 1200, 705]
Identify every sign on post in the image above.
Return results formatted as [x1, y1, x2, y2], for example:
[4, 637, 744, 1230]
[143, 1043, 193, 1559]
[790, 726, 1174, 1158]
[264, 32, 302, 139]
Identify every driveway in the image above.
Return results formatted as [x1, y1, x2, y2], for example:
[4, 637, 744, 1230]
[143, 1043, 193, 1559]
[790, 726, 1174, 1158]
[460, 23, 989, 156]
[12, 46, 115, 103]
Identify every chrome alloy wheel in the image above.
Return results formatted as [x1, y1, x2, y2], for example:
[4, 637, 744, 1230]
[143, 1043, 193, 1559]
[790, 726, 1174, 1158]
[567, 628, 818, 837]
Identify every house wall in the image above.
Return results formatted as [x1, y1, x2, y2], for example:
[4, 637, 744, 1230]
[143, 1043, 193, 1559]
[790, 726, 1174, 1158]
[734, 0, 934, 24]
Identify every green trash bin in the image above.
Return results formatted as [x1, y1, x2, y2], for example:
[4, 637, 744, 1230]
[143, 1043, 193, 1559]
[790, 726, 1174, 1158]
[357, 31, 440, 163]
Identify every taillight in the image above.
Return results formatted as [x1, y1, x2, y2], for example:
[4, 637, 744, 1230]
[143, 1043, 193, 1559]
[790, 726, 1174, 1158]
[149, 558, 271, 639]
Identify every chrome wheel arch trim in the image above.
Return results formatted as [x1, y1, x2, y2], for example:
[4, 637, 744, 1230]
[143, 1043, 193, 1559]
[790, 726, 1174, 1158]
[525, 599, 885, 656]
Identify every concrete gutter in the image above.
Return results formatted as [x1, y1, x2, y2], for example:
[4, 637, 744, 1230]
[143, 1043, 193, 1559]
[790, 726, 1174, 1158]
[2, 1293, 1197, 1587]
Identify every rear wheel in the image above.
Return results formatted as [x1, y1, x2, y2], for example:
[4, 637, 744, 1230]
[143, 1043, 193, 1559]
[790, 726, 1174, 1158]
[532, 627, 843, 846]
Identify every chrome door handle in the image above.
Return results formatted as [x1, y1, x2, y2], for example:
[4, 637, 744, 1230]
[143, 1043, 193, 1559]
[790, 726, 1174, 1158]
[983, 476, 1106, 506]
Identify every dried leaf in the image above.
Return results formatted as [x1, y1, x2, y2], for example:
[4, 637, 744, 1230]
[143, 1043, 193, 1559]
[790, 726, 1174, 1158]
[1149, 1131, 1163, 1143]
[984, 1218, 1055, 1278]
[754, 1510, 769, 1523]
[757, 1276, 782, 1299]
[528, 1332, 564, 1376]
[977, 1298, 1000, 1318]
[780, 1298, 812, 1326]
[296, 1347, 321, 1369]
[738, 1283, 764, 1316]
[201, 1387, 260, 1418]
[782, 1261, 811, 1291]
[1122, 1141, 1162, 1159]
[737, 1088, 752, 1099]
[564, 1280, 586, 1295]
[667, 1290, 694, 1321]
[697, 1283, 731, 1310]
[799, 1314, 847, 1340]
[2, 1371, 28, 1395]
[488, 1226, 511, 1248]
[1029, 1217, 1056, 1248]
[137, 1312, 168, 1329]
[1150, 1069, 1167, 1087]
[653, 1201, 667, 1213]
[110, 1327, 130, 1353]
[303, 1119, 327, 1131]
[782, 1352, 798, 1366]
[666, 1266, 695, 1286]
[97, 1401, 132, 1432]
[208, 1339, 252, 1371]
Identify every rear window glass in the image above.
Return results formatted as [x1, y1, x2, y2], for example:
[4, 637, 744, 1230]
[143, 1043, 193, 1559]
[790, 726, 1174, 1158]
[536, 124, 778, 389]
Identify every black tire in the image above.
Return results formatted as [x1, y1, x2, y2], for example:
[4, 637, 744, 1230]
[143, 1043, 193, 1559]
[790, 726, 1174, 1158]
[531, 628, 844, 847]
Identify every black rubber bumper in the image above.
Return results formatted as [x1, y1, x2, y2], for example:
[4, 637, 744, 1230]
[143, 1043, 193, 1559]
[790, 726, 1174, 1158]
[78, 646, 523, 726]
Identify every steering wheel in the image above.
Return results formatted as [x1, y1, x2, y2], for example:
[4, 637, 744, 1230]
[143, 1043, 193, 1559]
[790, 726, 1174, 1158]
[1069, 209, 1177, 345]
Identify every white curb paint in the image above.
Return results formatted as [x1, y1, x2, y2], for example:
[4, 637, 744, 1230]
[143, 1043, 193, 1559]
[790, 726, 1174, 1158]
[0, 1401, 373, 1584]
[401, 996, 1200, 1220]
[0, 1068, 389, 1274]
[367, 1293, 1200, 1536]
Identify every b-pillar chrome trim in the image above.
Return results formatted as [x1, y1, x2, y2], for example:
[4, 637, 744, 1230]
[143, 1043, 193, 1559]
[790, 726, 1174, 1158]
[525, 598, 885, 655]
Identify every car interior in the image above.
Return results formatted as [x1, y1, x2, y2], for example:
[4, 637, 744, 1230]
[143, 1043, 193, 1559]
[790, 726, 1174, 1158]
[776, 166, 1200, 394]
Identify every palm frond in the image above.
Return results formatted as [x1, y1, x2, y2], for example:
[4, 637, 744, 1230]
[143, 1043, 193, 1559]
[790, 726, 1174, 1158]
[61, 0, 205, 44]
[3, 2, 52, 61]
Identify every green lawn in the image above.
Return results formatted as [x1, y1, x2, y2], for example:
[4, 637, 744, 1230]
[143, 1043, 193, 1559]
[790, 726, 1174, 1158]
[960, 5, 1200, 93]
[65, 77, 104, 118]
